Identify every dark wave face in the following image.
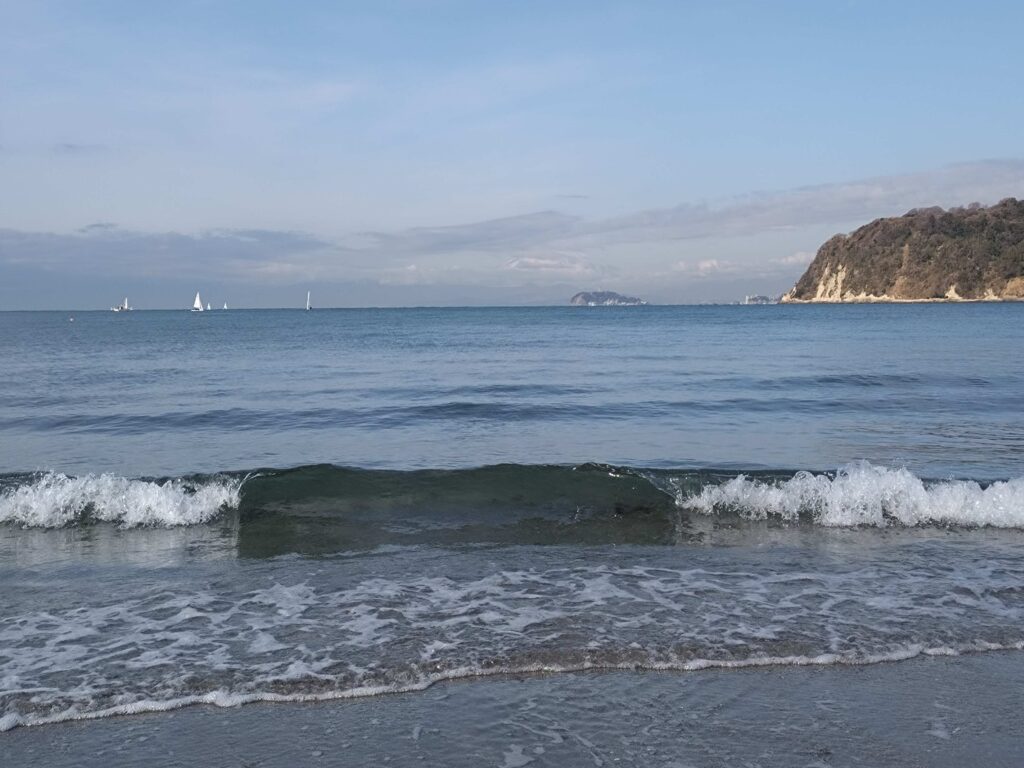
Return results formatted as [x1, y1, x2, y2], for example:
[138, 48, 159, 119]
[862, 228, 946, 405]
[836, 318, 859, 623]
[236, 464, 678, 555]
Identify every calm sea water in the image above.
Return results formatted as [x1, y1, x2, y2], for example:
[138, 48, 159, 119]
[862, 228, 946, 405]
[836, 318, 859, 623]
[1, 304, 1024, 737]
[1, 304, 1023, 477]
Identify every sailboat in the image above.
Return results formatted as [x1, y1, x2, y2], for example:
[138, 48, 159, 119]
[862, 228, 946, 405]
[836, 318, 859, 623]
[306, 291, 311, 311]
[206, 302, 211, 311]
[223, 302, 228, 310]
[191, 292, 204, 312]
[111, 297, 132, 312]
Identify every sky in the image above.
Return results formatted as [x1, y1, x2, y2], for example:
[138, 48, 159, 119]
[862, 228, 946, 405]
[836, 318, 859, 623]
[2, 0, 1023, 308]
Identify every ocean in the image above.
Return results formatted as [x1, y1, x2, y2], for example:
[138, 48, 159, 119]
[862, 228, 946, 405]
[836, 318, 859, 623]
[2, 304, 1023, 765]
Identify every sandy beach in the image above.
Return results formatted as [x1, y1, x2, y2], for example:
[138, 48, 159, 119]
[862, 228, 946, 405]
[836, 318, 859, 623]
[6, 652, 1022, 768]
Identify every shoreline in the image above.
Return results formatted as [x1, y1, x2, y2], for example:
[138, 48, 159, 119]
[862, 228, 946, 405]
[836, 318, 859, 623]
[6, 641, 1024, 733]
[4, 652, 1021, 767]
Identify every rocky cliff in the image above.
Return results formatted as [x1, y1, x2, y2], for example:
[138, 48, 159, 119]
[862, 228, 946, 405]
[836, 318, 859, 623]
[782, 198, 1024, 302]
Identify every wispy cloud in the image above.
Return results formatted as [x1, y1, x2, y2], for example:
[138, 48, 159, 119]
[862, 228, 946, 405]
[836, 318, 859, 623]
[671, 259, 736, 277]
[78, 222, 118, 233]
[771, 251, 815, 267]
[505, 253, 596, 275]
[578, 159, 1024, 245]
[0, 227, 335, 279]
[2, 160, 1022, 305]
[350, 211, 581, 256]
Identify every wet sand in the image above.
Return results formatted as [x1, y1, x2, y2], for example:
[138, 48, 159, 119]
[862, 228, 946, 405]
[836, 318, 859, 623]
[5, 652, 1022, 767]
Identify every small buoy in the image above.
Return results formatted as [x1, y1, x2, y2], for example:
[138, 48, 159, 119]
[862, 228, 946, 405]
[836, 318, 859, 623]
[69, 317, 75, 322]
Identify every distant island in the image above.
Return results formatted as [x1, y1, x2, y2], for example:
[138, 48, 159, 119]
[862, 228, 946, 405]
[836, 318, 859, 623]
[570, 291, 648, 306]
[782, 198, 1024, 302]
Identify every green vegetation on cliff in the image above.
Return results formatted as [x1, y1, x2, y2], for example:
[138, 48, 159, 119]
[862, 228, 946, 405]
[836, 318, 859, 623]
[784, 198, 1024, 302]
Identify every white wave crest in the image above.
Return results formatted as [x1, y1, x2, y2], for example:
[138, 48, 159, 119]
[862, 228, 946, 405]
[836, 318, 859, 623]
[0, 472, 242, 528]
[680, 462, 1024, 527]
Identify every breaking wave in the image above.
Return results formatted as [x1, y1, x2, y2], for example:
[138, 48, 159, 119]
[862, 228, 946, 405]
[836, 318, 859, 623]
[1, 461, 1023, 530]
[679, 462, 1024, 528]
[0, 472, 242, 528]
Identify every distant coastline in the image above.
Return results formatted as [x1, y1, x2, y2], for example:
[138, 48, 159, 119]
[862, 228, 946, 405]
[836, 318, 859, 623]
[570, 291, 648, 306]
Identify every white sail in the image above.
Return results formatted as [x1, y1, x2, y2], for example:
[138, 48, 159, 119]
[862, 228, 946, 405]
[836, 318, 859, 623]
[193, 292, 203, 311]
[206, 302, 211, 311]
[306, 291, 311, 311]
[223, 302, 228, 310]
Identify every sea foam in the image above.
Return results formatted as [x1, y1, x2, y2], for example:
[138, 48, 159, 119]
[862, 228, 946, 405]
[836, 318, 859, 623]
[3, 640, 1023, 731]
[0, 472, 242, 527]
[680, 462, 1024, 527]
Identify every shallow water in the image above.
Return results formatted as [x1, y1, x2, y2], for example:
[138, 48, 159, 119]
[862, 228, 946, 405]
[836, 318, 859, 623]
[6, 655, 1023, 767]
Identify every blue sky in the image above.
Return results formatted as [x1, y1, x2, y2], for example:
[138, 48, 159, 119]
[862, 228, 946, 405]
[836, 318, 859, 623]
[2, 1, 1023, 307]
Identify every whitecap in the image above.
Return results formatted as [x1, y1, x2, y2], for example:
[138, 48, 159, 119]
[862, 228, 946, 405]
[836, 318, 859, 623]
[0, 472, 242, 528]
[680, 462, 1024, 527]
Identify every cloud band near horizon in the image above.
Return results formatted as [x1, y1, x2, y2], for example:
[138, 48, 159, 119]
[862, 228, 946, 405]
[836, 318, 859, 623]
[2, 159, 1023, 309]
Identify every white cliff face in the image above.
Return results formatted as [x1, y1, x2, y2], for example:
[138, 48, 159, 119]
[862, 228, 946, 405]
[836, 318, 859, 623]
[813, 263, 847, 301]
[783, 258, 1006, 303]
[783, 254, 1024, 304]
[784, 266, 973, 304]
[1005, 277, 1024, 298]
[783, 283, 1013, 303]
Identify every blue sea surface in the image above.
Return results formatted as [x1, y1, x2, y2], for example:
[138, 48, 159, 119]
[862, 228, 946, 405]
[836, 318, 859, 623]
[1, 304, 1022, 478]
